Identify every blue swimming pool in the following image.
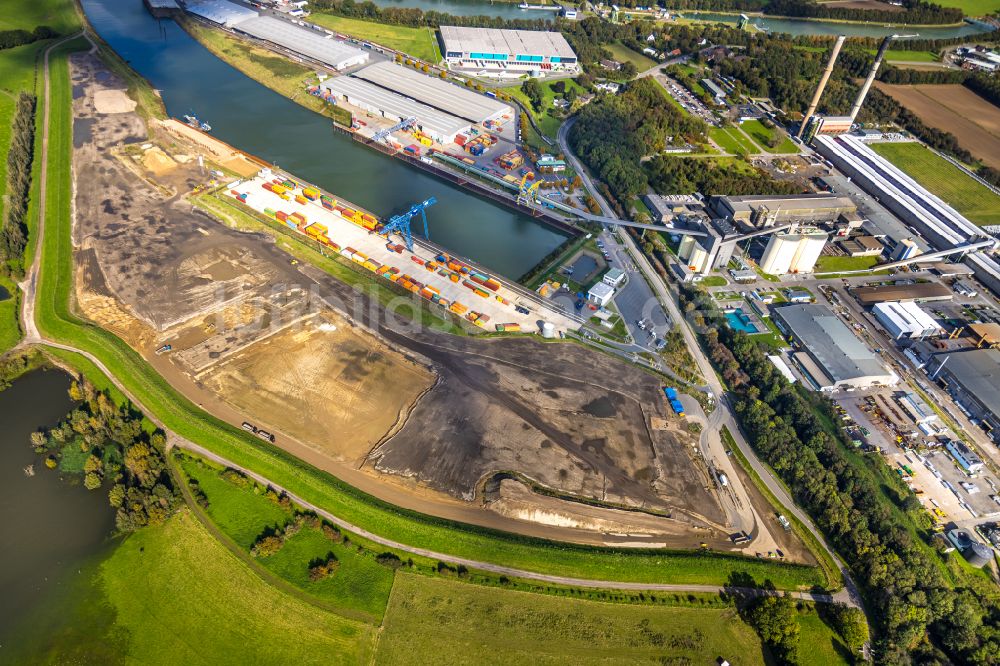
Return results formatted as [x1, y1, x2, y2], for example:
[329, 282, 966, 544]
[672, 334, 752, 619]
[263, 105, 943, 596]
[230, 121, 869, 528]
[724, 309, 761, 334]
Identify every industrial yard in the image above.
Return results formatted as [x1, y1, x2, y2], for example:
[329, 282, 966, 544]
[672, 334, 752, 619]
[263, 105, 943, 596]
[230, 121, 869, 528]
[66, 48, 752, 550]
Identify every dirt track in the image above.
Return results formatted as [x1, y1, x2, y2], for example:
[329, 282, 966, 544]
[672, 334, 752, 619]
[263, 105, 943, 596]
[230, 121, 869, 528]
[875, 83, 1000, 169]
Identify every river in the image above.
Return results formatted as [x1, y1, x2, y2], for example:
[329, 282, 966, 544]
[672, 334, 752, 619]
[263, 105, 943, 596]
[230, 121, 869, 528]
[80, 0, 569, 279]
[0, 369, 115, 649]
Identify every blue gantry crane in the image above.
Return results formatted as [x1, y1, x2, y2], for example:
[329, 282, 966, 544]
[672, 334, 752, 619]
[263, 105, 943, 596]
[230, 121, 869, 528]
[382, 197, 437, 252]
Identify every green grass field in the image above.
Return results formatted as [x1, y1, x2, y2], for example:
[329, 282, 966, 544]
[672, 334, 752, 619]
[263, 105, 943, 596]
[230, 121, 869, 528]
[882, 49, 939, 63]
[606, 42, 656, 71]
[504, 78, 584, 140]
[709, 126, 758, 155]
[0, 275, 20, 353]
[377, 574, 771, 665]
[0, 0, 80, 33]
[101, 510, 375, 664]
[740, 119, 799, 154]
[179, 455, 396, 621]
[871, 142, 1000, 227]
[923, 0, 1000, 15]
[814, 254, 880, 273]
[307, 14, 441, 62]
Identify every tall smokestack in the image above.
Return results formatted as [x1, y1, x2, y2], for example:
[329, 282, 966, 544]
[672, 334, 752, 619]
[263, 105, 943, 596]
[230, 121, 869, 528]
[797, 35, 846, 139]
[849, 35, 902, 123]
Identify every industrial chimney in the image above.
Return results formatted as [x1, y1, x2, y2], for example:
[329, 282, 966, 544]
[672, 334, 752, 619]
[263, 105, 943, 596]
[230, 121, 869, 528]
[797, 35, 846, 140]
[849, 34, 915, 122]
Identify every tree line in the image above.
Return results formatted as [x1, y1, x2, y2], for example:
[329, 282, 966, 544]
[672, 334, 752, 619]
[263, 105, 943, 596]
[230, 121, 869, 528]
[646, 155, 802, 196]
[2, 92, 37, 279]
[32, 380, 180, 533]
[0, 26, 57, 51]
[678, 285, 1000, 664]
[569, 77, 707, 201]
[310, 0, 553, 30]
[765, 0, 962, 26]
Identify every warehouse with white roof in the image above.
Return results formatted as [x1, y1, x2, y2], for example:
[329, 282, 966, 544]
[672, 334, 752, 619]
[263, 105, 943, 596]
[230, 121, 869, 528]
[352, 61, 511, 123]
[872, 301, 942, 340]
[236, 16, 369, 70]
[439, 26, 579, 76]
[320, 77, 470, 143]
[184, 0, 257, 27]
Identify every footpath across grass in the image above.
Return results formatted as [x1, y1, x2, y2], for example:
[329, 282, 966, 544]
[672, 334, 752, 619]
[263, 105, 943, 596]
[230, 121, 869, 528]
[871, 141, 1000, 227]
[308, 14, 441, 62]
[709, 126, 758, 155]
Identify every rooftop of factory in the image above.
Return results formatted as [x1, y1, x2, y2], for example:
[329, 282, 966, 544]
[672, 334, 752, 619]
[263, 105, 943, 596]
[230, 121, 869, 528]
[933, 348, 1000, 417]
[854, 282, 953, 305]
[352, 61, 510, 123]
[969, 322, 1000, 346]
[439, 25, 577, 60]
[146, 0, 179, 7]
[321, 77, 470, 140]
[718, 193, 857, 212]
[236, 16, 368, 69]
[931, 262, 975, 277]
[873, 300, 940, 335]
[774, 303, 892, 385]
[184, 0, 257, 27]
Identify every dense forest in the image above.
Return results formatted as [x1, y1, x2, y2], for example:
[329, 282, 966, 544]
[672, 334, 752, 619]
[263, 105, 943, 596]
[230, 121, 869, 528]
[32, 380, 180, 533]
[568, 78, 706, 200]
[764, 0, 963, 25]
[680, 285, 1000, 664]
[1, 92, 37, 278]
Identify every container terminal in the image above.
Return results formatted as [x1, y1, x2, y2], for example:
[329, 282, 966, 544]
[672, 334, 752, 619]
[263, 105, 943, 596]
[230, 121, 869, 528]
[226, 169, 581, 334]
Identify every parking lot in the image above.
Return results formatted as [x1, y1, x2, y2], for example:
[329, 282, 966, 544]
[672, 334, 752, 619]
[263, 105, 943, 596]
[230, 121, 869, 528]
[658, 74, 719, 128]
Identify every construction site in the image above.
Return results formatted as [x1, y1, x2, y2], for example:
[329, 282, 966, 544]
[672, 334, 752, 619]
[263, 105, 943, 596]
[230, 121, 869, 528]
[66, 48, 807, 556]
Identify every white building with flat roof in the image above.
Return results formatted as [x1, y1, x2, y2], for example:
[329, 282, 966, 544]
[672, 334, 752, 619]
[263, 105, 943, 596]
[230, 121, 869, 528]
[873, 301, 942, 340]
[588, 281, 615, 307]
[236, 16, 369, 70]
[439, 26, 578, 77]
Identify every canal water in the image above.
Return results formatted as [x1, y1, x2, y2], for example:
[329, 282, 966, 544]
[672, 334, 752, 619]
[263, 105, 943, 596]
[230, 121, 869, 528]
[0, 369, 115, 648]
[80, 0, 569, 279]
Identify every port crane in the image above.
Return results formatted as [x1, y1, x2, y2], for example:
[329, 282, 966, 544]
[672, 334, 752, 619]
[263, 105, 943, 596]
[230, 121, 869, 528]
[382, 197, 437, 251]
[516, 173, 541, 206]
[372, 116, 416, 144]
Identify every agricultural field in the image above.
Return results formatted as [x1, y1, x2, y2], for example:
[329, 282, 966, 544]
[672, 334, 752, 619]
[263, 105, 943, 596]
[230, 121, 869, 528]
[923, 0, 1000, 14]
[308, 14, 441, 63]
[709, 126, 758, 155]
[882, 49, 939, 63]
[874, 82, 1000, 170]
[870, 141, 1000, 227]
[740, 119, 799, 154]
[0, 0, 80, 32]
[375, 574, 769, 665]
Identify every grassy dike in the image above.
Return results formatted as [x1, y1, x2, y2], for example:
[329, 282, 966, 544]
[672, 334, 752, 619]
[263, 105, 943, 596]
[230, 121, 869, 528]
[36, 33, 826, 591]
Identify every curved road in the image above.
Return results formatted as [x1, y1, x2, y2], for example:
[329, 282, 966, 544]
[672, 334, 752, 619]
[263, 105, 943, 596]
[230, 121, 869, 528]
[19, 33, 853, 603]
[557, 117, 864, 611]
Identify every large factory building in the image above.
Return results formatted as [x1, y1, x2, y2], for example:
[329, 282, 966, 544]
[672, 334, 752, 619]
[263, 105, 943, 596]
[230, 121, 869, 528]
[711, 194, 857, 229]
[928, 349, 1000, 442]
[321, 77, 470, 144]
[774, 303, 898, 391]
[439, 26, 578, 76]
[184, 0, 369, 70]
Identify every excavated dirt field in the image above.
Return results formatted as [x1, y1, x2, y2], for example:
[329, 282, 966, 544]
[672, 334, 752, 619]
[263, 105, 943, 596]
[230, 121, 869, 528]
[70, 52, 732, 543]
